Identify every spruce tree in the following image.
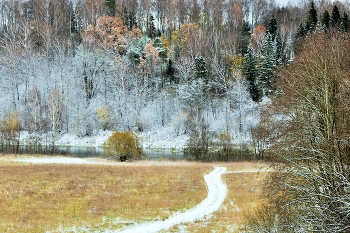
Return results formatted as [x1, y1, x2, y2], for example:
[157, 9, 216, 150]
[330, 5, 341, 28]
[259, 33, 276, 96]
[166, 59, 177, 83]
[267, 15, 278, 41]
[295, 22, 306, 40]
[236, 21, 251, 55]
[275, 30, 283, 64]
[340, 12, 349, 32]
[122, 7, 137, 30]
[242, 44, 261, 102]
[306, 1, 318, 32]
[194, 55, 208, 82]
[321, 10, 330, 29]
[148, 15, 157, 38]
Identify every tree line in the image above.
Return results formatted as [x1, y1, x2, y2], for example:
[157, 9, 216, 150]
[0, 0, 349, 159]
[243, 2, 350, 232]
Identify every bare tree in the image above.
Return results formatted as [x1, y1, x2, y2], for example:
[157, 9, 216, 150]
[246, 31, 350, 233]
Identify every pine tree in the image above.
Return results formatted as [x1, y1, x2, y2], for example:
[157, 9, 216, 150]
[306, 1, 318, 32]
[340, 12, 349, 32]
[321, 10, 330, 29]
[259, 33, 276, 96]
[330, 5, 341, 28]
[105, 0, 116, 16]
[242, 44, 261, 102]
[267, 15, 278, 41]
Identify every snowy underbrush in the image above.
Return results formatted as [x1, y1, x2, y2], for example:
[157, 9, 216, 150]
[19, 130, 113, 147]
[18, 127, 189, 150]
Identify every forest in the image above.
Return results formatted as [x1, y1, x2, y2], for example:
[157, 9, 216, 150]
[0, 0, 349, 159]
[1, 1, 350, 231]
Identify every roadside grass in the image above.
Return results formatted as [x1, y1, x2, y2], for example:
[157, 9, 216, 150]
[164, 162, 270, 232]
[0, 157, 212, 232]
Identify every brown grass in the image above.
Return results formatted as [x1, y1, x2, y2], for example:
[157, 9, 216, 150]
[164, 162, 270, 232]
[0, 157, 212, 232]
[0, 156, 268, 233]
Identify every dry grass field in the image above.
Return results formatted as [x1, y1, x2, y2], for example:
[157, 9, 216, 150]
[163, 162, 270, 232]
[0, 155, 268, 233]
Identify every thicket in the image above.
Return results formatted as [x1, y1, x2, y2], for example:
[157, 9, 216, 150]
[103, 131, 142, 161]
[243, 29, 350, 232]
[185, 128, 256, 162]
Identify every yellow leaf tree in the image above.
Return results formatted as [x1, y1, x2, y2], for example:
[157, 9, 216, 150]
[103, 131, 142, 161]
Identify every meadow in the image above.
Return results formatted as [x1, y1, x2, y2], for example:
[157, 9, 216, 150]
[0, 155, 268, 232]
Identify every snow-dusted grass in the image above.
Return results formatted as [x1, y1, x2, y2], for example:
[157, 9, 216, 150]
[118, 167, 227, 233]
[163, 162, 270, 232]
[0, 159, 211, 232]
[0, 157, 268, 233]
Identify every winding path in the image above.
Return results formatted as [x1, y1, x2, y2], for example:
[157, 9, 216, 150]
[117, 166, 227, 233]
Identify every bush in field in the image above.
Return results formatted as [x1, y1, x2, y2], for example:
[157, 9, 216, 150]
[0, 111, 21, 153]
[103, 131, 142, 160]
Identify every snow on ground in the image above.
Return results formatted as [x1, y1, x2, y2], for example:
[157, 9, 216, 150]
[20, 130, 113, 147]
[14, 156, 115, 165]
[19, 126, 189, 149]
[114, 167, 227, 233]
[137, 126, 189, 149]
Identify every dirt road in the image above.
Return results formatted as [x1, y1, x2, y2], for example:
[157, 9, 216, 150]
[117, 167, 227, 233]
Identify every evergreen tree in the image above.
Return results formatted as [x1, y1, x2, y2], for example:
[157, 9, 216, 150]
[105, 0, 116, 17]
[340, 12, 349, 32]
[330, 5, 341, 28]
[127, 36, 150, 64]
[275, 30, 283, 64]
[194, 55, 208, 83]
[166, 59, 177, 83]
[242, 44, 261, 102]
[321, 10, 330, 29]
[306, 1, 318, 32]
[295, 22, 306, 40]
[242, 21, 251, 36]
[148, 15, 157, 38]
[259, 33, 276, 96]
[122, 7, 137, 30]
[267, 15, 278, 41]
[236, 21, 251, 55]
[152, 37, 165, 57]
